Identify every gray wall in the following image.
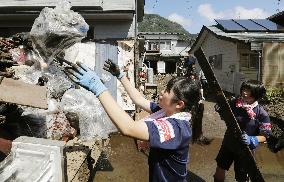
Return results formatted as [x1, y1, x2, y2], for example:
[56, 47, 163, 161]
[197, 32, 238, 93]
[0, 0, 135, 11]
[92, 19, 135, 39]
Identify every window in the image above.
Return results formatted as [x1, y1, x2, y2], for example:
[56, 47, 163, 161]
[150, 42, 158, 51]
[240, 53, 249, 68]
[249, 54, 258, 69]
[159, 41, 171, 50]
[159, 42, 165, 50]
[146, 41, 171, 51]
[240, 53, 258, 70]
[209, 54, 222, 70]
[146, 42, 159, 51]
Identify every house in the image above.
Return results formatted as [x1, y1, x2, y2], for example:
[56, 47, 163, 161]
[0, 0, 144, 39]
[189, 18, 284, 95]
[268, 11, 284, 27]
[138, 32, 192, 74]
[0, 0, 145, 110]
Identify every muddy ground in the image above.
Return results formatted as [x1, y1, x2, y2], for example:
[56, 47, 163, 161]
[94, 100, 284, 182]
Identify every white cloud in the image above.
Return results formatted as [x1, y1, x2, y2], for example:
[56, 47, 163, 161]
[168, 13, 192, 28]
[234, 6, 269, 19]
[198, 4, 225, 22]
[198, 3, 270, 22]
[145, 9, 154, 14]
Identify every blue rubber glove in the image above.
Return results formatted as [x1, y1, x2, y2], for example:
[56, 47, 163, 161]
[65, 62, 107, 97]
[103, 59, 125, 79]
[242, 132, 259, 150]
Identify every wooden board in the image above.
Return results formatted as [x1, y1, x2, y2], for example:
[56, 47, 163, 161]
[194, 48, 265, 182]
[0, 78, 47, 109]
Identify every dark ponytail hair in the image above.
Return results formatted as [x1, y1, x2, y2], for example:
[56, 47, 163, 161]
[240, 80, 266, 100]
[166, 77, 202, 143]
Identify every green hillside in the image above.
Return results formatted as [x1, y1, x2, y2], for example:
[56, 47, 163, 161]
[138, 14, 194, 41]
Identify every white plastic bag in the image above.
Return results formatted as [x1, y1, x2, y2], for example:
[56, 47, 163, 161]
[30, 0, 89, 65]
[61, 89, 117, 140]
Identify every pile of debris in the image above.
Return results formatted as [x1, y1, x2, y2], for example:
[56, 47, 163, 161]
[0, 1, 116, 181]
[0, 34, 32, 77]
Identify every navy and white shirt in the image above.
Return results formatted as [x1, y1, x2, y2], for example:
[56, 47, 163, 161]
[145, 102, 192, 182]
[230, 98, 271, 137]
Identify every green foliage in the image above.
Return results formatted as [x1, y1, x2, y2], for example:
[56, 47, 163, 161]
[138, 14, 194, 41]
[264, 87, 284, 103]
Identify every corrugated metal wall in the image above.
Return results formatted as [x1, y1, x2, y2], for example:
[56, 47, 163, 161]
[95, 41, 118, 99]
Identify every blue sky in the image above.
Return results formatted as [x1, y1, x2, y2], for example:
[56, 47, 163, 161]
[145, 0, 284, 33]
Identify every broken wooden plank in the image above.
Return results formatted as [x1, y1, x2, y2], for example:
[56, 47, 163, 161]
[0, 78, 47, 109]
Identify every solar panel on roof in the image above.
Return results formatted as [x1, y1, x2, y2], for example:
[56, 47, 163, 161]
[215, 19, 246, 31]
[251, 19, 283, 31]
[233, 19, 267, 31]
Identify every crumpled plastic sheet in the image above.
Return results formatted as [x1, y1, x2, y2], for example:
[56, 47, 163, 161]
[64, 42, 96, 69]
[19, 99, 77, 141]
[44, 63, 73, 99]
[12, 58, 113, 140]
[12, 65, 42, 85]
[61, 88, 117, 140]
[30, 0, 89, 65]
[45, 99, 76, 141]
[19, 106, 48, 138]
[13, 63, 74, 99]
[12, 64, 75, 140]
[13, 64, 114, 140]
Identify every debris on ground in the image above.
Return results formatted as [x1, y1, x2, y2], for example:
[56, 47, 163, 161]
[0, 0, 116, 144]
[0, 1, 115, 181]
[66, 137, 110, 181]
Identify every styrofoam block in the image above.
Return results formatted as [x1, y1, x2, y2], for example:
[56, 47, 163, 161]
[0, 136, 65, 182]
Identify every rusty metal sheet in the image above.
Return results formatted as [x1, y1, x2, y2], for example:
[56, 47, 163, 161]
[0, 78, 47, 109]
